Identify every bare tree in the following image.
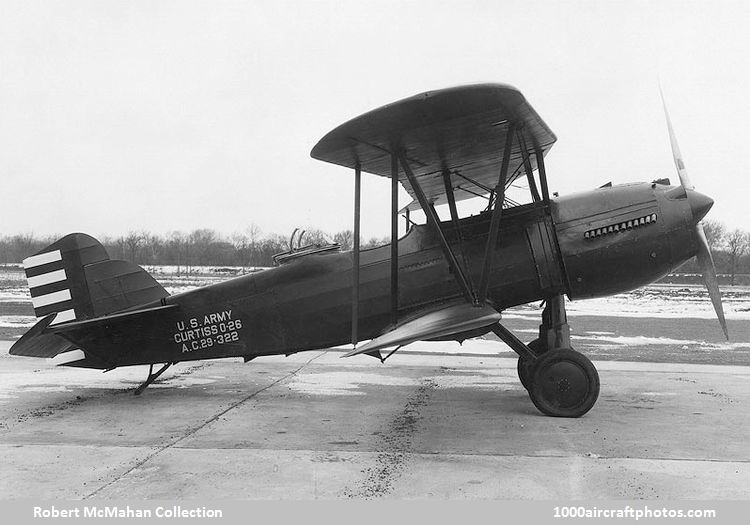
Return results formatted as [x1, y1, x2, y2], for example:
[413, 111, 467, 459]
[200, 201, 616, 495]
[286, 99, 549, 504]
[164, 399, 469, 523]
[259, 233, 289, 265]
[0, 233, 44, 263]
[114, 236, 127, 260]
[189, 229, 218, 266]
[124, 231, 147, 263]
[333, 229, 353, 251]
[362, 236, 389, 249]
[167, 231, 188, 274]
[231, 224, 263, 268]
[230, 232, 249, 268]
[297, 228, 329, 247]
[701, 219, 726, 252]
[245, 224, 262, 267]
[10, 233, 39, 262]
[726, 229, 750, 285]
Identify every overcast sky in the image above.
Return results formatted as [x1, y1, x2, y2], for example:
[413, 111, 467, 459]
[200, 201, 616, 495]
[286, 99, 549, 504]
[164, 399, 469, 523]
[1, 0, 748, 241]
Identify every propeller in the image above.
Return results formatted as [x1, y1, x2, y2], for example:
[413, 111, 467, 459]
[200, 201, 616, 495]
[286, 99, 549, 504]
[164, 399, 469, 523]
[660, 87, 729, 339]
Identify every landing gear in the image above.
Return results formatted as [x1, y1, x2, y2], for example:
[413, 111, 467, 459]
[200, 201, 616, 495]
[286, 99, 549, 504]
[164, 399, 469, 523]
[517, 338, 545, 391]
[499, 295, 600, 417]
[529, 349, 599, 417]
[134, 362, 173, 395]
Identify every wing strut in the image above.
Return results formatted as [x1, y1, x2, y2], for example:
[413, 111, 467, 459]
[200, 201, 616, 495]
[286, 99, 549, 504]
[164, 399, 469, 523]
[442, 169, 476, 295]
[352, 162, 361, 345]
[390, 153, 400, 324]
[535, 149, 551, 202]
[517, 129, 541, 202]
[478, 123, 516, 303]
[398, 152, 475, 303]
[442, 169, 461, 233]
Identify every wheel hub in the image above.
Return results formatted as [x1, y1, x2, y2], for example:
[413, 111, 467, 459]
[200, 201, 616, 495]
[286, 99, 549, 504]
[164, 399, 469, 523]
[529, 349, 600, 417]
[539, 361, 589, 407]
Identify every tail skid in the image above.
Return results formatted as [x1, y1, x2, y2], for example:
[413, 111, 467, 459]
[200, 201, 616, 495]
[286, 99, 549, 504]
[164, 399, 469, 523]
[134, 363, 173, 395]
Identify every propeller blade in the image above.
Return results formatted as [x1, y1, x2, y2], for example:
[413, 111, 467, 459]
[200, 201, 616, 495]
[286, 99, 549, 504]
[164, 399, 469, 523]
[659, 85, 694, 190]
[695, 223, 729, 340]
[660, 85, 726, 338]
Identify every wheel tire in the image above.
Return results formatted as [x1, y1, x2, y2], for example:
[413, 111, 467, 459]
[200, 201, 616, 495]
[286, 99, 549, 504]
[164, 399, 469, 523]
[517, 338, 545, 390]
[529, 349, 600, 418]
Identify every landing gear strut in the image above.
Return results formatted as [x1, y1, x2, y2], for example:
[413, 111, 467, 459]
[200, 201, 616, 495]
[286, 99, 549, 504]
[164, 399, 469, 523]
[517, 295, 569, 391]
[517, 339, 544, 391]
[496, 295, 600, 417]
[134, 363, 173, 395]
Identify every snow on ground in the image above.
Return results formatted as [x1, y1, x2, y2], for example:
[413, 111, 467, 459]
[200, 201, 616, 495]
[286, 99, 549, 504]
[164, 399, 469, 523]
[0, 315, 34, 328]
[142, 264, 266, 275]
[574, 333, 748, 351]
[0, 341, 230, 400]
[506, 284, 750, 321]
[285, 366, 520, 397]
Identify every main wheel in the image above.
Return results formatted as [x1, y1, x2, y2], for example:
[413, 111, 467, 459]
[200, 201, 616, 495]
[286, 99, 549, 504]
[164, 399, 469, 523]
[517, 338, 546, 390]
[529, 349, 599, 418]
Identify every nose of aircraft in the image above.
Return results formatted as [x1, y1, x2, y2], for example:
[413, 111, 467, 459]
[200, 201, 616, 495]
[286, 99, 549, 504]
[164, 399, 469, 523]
[686, 189, 714, 223]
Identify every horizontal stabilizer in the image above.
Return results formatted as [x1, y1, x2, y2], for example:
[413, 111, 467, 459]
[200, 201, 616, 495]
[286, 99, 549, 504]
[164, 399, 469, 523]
[51, 304, 179, 336]
[46, 304, 180, 368]
[51, 349, 87, 366]
[9, 313, 77, 358]
[343, 303, 501, 357]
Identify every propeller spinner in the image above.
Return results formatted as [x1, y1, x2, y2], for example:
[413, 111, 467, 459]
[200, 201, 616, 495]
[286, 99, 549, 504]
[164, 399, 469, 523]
[660, 88, 729, 339]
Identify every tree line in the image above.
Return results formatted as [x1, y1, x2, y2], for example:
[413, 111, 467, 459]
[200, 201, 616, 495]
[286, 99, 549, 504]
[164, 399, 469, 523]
[1, 220, 748, 282]
[683, 220, 750, 285]
[0, 226, 387, 273]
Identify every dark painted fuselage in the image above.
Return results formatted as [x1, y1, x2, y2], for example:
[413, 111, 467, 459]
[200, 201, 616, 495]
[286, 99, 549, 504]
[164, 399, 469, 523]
[88, 181, 708, 368]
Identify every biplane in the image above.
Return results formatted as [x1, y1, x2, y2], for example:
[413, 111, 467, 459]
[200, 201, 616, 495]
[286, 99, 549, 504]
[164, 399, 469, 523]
[9, 84, 726, 417]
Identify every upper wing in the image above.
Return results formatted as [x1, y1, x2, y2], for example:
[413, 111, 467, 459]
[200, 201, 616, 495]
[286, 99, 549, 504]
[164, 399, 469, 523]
[311, 83, 556, 211]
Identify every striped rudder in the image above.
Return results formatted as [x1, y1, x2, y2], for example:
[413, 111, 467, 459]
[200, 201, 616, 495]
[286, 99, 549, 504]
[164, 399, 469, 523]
[23, 234, 107, 325]
[25, 252, 73, 324]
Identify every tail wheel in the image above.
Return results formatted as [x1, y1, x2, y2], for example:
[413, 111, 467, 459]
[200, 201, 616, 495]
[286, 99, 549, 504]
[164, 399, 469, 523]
[517, 338, 546, 390]
[529, 349, 599, 418]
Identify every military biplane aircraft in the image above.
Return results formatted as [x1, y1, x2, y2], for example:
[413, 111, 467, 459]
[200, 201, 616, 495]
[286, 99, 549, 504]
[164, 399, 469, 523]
[10, 84, 727, 417]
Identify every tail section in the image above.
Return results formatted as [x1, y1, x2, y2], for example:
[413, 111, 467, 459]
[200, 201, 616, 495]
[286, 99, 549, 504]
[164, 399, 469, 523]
[23, 233, 169, 325]
[12, 233, 170, 364]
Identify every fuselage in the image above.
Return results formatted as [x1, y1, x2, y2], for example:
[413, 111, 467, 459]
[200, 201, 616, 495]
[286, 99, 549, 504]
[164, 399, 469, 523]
[553, 180, 710, 299]
[118, 180, 707, 367]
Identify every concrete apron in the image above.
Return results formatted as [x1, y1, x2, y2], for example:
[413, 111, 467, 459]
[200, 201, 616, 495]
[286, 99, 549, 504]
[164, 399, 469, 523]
[0, 341, 748, 499]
